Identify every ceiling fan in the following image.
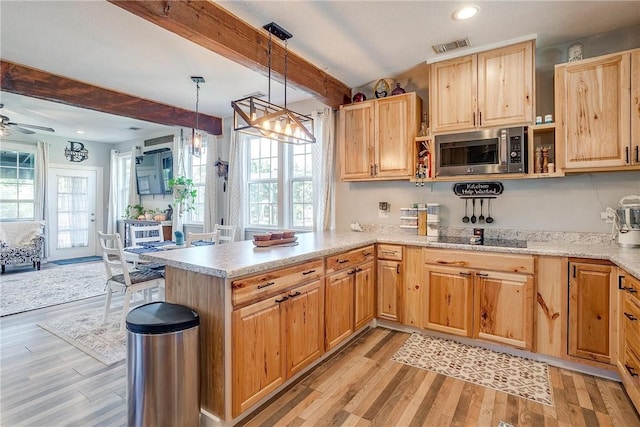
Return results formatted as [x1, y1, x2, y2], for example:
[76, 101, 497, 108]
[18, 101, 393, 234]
[0, 104, 55, 136]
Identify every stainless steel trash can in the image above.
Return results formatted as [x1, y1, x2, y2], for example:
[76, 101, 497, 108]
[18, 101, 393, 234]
[126, 302, 200, 427]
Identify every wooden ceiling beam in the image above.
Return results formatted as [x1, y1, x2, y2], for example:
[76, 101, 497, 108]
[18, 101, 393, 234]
[108, 0, 352, 108]
[0, 60, 223, 135]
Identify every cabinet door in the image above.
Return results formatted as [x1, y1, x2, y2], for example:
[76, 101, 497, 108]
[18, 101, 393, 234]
[632, 50, 640, 165]
[430, 55, 477, 133]
[339, 102, 375, 180]
[402, 246, 426, 328]
[325, 270, 354, 350]
[232, 295, 285, 416]
[377, 259, 402, 322]
[568, 262, 613, 364]
[477, 41, 534, 128]
[474, 271, 534, 350]
[424, 265, 473, 336]
[562, 53, 631, 169]
[355, 261, 375, 329]
[284, 280, 324, 378]
[376, 94, 414, 178]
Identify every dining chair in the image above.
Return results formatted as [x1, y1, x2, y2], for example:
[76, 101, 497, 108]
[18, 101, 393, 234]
[214, 224, 236, 244]
[98, 232, 165, 333]
[186, 230, 220, 247]
[129, 223, 165, 246]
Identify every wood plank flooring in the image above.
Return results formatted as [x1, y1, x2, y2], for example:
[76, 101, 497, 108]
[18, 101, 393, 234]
[2, 296, 639, 426]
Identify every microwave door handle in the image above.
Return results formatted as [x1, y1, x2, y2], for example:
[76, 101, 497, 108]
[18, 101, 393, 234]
[500, 130, 508, 170]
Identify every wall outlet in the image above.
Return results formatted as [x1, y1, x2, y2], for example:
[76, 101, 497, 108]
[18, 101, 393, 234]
[601, 209, 615, 223]
[600, 211, 608, 220]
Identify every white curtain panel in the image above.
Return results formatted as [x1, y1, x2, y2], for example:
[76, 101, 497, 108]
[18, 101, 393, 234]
[34, 141, 49, 257]
[106, 149, 119, 234]
[203, 134, 218, 233]
[127, 149, 139, 210]
[312, 107, 336, 231]
[226, 130, 246, 240]
[171, 132, 186, 235]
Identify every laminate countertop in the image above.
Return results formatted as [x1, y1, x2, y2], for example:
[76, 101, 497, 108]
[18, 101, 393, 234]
[141, 231, 640, 281]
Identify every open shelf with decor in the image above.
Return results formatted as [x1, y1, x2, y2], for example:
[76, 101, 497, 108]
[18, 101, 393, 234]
[527, 123, 564, 178]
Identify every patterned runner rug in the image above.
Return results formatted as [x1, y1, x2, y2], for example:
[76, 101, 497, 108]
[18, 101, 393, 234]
[1, 261, 107, 316]
[391, 333, 553, 406]
[38, 308, 125, 366]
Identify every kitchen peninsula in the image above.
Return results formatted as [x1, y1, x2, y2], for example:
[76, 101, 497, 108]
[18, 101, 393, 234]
[142, 232, 640, 425]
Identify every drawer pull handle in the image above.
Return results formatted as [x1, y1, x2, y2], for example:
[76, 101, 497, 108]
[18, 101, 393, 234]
[363, 252, 373, 256]
[476, 273, 489, 277]
[628, 287, 638, 294]
[302, 269, 316, 275]
[338, 259, 349, 264]
[625, 312, 638, 321]
[347, 269, 356, 275]
[288, 291, 302, 298]
[257, 281, 275, 289]
[625, 364, 638, 377]
[355, 267, 362, 272]
[459, 272, 471, 277]
[382, 250, 397, 255]
[275, 296, 289, 303]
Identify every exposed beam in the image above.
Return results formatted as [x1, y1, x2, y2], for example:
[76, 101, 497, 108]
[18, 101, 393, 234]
[108, 0, 352, 108]
[0, 60, 223, 135]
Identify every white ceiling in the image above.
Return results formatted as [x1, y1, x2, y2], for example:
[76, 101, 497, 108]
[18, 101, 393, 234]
[1, 0, 639, 143]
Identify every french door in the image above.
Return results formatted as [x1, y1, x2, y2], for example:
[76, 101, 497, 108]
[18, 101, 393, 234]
[47, 166, 102, 260]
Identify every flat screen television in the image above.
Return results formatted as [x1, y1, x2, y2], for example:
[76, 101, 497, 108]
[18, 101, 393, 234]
[136, 149, 173, 195]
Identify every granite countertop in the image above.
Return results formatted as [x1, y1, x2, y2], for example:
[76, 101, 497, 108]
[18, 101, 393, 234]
[141, 231, 640, 281]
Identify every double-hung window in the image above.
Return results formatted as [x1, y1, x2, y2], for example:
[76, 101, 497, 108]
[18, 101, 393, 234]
[247, 137, 313, 230]
[0, 149, 36, 220]
[189, 145, 207, 223]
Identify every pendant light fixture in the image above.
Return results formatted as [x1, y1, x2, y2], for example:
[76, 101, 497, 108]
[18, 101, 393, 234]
[190, 76, 205, 157]
[231, 22, 315, 145]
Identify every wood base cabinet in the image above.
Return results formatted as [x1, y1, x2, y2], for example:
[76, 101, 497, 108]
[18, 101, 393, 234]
[618, 270, 640, 411]
[423, 249, 535, 350]
[377, 244, 403, 323]
[325, 246, 375, 350]
[568, 260, 615, 364]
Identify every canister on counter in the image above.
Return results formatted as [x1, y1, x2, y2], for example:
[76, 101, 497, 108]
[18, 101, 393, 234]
[473, 228, 484, 244]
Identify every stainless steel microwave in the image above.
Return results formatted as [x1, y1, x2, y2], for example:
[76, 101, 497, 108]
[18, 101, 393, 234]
[434, 126, 527, 176]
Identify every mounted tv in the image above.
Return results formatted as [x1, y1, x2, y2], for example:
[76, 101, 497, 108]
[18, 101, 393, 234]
[136, 148, 173, 195]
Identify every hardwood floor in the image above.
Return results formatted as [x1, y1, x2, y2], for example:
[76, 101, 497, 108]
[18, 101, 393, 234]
[2, 299, 639, 426]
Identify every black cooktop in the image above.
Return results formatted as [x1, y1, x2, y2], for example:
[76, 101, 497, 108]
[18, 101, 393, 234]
[437, 236, 527, 248]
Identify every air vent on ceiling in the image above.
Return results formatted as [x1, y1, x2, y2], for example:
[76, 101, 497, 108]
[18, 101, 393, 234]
[243, 91, 267, 99]
[128, 126, 141, 131]
[144, 134, 174, 147]
[432, 37, 471, 54]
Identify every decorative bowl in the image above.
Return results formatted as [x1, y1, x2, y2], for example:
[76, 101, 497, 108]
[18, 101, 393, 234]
[253, 233, 272, 241]
[269, 232, 284, 240]
[282, 230, 296, 238]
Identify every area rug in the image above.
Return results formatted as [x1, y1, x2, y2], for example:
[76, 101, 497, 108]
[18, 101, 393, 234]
[391, 333, 553, 406]
[38, 308, 125, 366]
[51, 256, 103, 265]
[0, 261, 107, 316]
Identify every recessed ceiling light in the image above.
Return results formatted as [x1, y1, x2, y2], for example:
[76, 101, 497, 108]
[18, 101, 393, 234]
[75, 130, 85, 134]
[452, 5, 480, 21]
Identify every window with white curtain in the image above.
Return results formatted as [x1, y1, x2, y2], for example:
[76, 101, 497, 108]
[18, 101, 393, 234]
[246, 137, 314, 230]
[187, 144, 207, 223]
[117, 153, 131, 218]
[0, 150, 36, 220]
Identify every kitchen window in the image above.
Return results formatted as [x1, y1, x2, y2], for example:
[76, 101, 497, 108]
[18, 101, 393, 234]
[247, 137, 313, 230]
[189, 145, 207, 223]
[0, 149, 36, 220]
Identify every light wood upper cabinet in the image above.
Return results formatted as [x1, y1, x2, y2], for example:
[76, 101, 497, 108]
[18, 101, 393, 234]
[568, 261, 616, 364]
[339, 93, 420, 181]
[633, 51, 640, 164]
[430, 40, 534, 134]
[556, 50, 637, 170]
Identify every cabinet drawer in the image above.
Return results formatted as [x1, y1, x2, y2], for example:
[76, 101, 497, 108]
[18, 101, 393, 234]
[377, 244, 403, 261]
[624, 294, 640, 352]
[623, 344, 640, 387]
[326, 246, 375, 274]
[622, 271, 640, 307]
[423, 248, 534, 274]
[232, 259, 324, 307]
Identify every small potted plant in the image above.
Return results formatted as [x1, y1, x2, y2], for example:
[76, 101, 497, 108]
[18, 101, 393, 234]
[168, 176, 197, 217]
[126, 204, 145, 219]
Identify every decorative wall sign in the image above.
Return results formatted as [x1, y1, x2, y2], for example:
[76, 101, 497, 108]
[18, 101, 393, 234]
[453, 182, 504, 197]
[65, 141, 88, 162]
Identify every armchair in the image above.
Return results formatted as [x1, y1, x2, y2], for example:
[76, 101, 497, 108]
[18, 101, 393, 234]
[0, 221, 46, 273]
